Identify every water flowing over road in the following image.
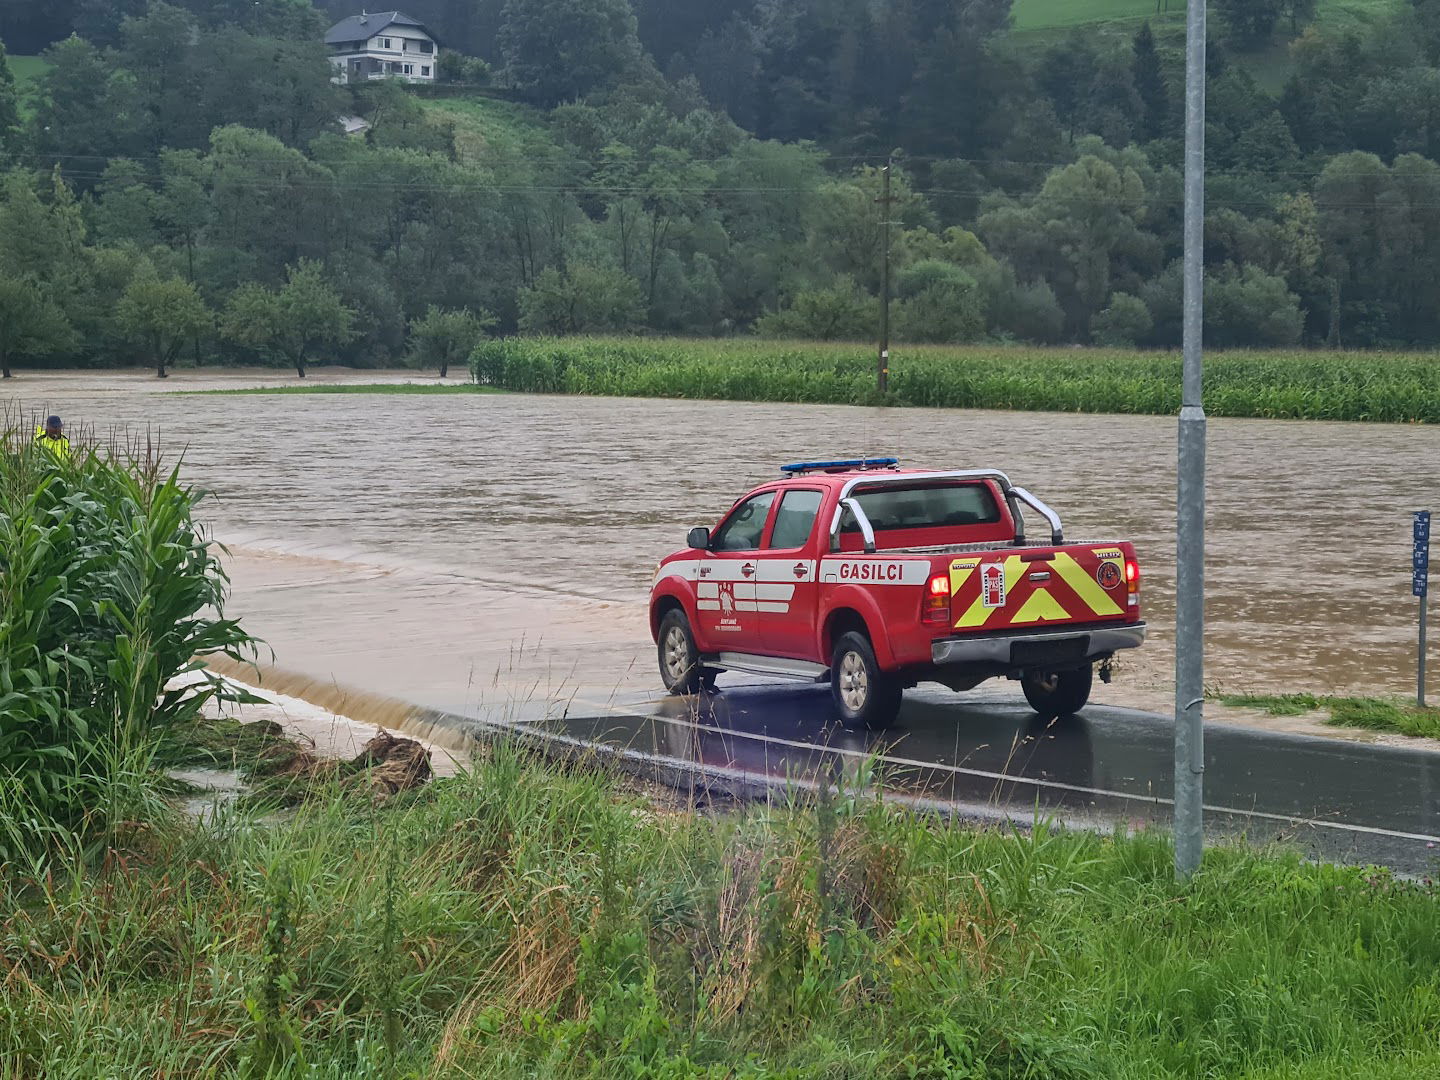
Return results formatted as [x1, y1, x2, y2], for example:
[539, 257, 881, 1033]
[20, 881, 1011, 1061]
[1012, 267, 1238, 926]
[18, 368, 1438, 707]
[12, 368, 1440, 868]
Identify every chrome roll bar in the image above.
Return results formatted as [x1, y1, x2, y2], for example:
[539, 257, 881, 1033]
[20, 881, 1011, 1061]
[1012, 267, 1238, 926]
[826, 469, 1063, 553]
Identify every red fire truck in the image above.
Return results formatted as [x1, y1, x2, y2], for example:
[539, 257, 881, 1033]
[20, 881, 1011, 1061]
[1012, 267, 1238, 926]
[649, 459, 1145, 728]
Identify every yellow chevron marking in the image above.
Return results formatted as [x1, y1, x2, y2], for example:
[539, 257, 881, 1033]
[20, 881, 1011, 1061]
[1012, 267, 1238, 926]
[949, 559, 979, 596]
[1011, 587, 1072, 624]
[954, 555, 1023, 628]
[1052, 552, 1124, 616]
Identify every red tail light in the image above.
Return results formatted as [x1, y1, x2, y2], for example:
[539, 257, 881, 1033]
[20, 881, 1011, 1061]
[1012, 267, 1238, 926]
[923, 573, 951, 625]
[1125, 559, 1140, 607]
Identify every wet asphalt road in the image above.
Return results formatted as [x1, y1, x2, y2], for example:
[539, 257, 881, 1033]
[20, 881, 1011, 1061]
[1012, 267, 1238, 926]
[535, 679, 1440, 875]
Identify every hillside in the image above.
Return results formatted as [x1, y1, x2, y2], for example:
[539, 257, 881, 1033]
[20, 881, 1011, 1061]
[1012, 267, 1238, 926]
[8, 54, 47, 116]
[1012, 0, 1402, 32]
[1012, 0, 1406, 92]
[416, 94, 554, 166]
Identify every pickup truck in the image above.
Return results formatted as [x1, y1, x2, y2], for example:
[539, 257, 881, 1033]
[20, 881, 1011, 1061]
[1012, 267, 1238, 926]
[649, 459, 1145, 728]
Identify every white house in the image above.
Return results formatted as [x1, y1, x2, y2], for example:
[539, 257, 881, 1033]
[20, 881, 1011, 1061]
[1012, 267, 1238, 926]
[326, 11, 439, 85]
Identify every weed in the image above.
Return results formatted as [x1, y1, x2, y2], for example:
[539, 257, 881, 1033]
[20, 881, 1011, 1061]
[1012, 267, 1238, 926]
[1217, 693, 1440, 737]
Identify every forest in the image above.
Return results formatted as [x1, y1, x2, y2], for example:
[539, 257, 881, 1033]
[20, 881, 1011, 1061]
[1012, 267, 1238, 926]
[0, 0, 1438, 372]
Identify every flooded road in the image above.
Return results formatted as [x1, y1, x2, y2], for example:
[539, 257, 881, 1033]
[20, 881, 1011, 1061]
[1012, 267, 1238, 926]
[15, 367, 1439, 710]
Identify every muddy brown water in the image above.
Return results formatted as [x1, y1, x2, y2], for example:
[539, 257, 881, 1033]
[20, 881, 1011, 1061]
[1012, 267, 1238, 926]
[13, 368, 1440, 707]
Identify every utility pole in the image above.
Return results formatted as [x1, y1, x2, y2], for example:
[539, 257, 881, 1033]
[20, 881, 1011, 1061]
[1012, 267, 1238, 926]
[1174, 0, 1208, 879]
[876, 158, 893, 397]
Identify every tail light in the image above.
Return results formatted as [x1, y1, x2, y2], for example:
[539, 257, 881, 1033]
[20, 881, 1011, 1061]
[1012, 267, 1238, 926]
[1125, 559, 1140, 608]
[923, 573, 951, 625]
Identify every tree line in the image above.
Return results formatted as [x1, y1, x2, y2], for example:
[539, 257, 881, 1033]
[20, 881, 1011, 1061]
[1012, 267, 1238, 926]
[1, 0, 1440, 376]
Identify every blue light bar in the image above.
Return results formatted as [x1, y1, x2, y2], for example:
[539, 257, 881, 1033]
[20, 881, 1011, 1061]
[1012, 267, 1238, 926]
[780, 457, 900, 475]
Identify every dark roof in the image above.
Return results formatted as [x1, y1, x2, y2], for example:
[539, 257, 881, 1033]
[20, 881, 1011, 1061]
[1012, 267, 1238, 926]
[324, 11, 437, 46]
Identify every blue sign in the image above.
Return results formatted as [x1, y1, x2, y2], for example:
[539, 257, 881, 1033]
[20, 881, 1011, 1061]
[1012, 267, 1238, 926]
[1416, 511, 1431, 598]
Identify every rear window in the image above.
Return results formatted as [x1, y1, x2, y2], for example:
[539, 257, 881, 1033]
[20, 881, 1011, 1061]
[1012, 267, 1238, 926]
[842, 483, 1001, 533]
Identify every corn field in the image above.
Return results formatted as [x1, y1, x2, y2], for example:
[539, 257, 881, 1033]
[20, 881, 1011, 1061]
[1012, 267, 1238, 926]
[0, 416, 256, 853]
[471, 338, 1440, 423]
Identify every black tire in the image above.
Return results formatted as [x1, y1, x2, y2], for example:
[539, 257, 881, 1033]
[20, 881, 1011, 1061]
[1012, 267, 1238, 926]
[1021, 664, 1094, 716]
[830, 631, 902, 729]
[657, 609, 712, 695]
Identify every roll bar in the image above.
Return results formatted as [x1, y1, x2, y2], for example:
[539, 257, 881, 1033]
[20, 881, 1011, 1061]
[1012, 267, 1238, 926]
[826, 469, 1064, 553]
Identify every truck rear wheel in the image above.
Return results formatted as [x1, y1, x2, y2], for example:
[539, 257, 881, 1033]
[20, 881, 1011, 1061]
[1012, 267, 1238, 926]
[831, 631, 902, 729]
[657, 609, 714, 695]
[1021, 664, 1094, 716]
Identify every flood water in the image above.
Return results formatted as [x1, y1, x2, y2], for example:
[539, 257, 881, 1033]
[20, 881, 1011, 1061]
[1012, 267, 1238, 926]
[14, 368, 1440, 703]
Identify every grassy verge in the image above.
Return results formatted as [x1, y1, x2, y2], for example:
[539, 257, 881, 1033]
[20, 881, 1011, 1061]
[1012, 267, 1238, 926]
[185, 383, 505, 396]
[3, 738, 1439, 1078]
[1218, 693, 1440, 738]
[470, 337, 1440, 422]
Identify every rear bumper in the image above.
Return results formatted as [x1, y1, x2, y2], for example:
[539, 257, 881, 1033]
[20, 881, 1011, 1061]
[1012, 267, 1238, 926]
[931, 621, 1147, 668]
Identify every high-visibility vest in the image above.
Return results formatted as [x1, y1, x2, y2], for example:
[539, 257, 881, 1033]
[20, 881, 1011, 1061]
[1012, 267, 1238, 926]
[34, 427, 71, 460]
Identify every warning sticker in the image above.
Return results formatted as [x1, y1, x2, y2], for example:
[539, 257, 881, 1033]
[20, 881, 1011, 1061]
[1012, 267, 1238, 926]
[980, 562, 1007, 608]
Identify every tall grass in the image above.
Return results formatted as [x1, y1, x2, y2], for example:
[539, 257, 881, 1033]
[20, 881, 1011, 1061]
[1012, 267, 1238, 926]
[471, 337, 1440, 422]
[1, 740, 1437, 1078]
[0, 419, 257, 856]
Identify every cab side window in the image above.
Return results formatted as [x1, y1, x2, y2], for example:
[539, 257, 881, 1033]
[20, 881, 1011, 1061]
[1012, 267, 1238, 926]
[767, 489, 823, 550]
[711, 492, 776, 552]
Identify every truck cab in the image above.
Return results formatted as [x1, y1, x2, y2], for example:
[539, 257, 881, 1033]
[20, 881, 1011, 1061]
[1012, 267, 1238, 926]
[650, 458, 1145, 728]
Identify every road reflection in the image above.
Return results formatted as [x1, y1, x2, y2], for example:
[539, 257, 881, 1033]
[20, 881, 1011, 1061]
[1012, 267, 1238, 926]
[549, 679, 1440, 874]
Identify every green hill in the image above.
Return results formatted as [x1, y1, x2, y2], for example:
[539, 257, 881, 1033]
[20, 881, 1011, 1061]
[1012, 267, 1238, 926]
[8, 55, 49, 117]
[1011, 0, 1405, 93]
[1013, 0, 1186, 32]
[1012, 0, 1401, 32]
[416, 94, 554, 166]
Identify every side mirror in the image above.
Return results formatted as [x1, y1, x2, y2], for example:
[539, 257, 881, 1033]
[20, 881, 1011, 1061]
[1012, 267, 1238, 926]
[687, 527, 711, 551]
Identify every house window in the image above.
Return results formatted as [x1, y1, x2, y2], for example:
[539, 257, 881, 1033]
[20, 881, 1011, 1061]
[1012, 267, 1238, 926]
[419, 40, 433, 54]
[421, 66, 430, 77]
[403, 64, 413, 75]
[381, 37, 392, 49]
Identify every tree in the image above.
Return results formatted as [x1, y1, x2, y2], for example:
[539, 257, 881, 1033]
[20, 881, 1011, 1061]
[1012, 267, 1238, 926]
[894, 260, 987, 343]
[754, 278, 877, 340]
[1091, 292, 1153, 346]
[1132, 22, 1168, 141]
[517, 264, 645, 334]
[1206, 265, 1303, 346]
[1038, 32, 1100, 141]
[115, 272, 209, 378]
[408, 306, 496, 378]
[0, 276, 72, 378]
[979, 155, 1149, 334]
[31, 35, 147, 176]
[1282, 0, 1317, 35]
[437, 52, 491, 85]
[1215, 0, 1282, 50]
[221, 260, 355, 377]
[0, 36, 19, 152]
[499, 0, 646, 105]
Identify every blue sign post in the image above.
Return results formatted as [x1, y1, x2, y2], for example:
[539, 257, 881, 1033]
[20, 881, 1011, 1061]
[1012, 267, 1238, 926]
[1416, 511, 1430, 707]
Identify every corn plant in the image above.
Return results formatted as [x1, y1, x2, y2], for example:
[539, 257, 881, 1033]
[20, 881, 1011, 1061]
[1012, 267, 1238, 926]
[0, 422, 258, 853]
[471, 337, 1440, 423]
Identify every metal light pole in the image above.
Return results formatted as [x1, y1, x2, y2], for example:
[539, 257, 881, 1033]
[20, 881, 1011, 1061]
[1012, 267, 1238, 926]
[877, 160, 892, 397]
[1174, 0, 1208, 878]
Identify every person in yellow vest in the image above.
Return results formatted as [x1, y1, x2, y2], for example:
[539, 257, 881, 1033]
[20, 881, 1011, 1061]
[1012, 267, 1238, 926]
[34, 415, 71, 460]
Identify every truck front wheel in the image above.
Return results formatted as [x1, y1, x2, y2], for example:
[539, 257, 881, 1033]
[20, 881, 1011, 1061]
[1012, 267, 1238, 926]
[1021, 665, 1094, 716]
[657, 609, 714, 695]
[831, 631, 902, 729]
